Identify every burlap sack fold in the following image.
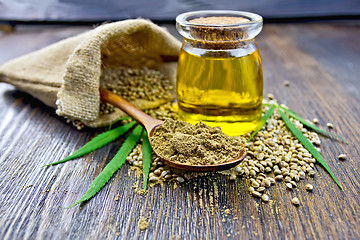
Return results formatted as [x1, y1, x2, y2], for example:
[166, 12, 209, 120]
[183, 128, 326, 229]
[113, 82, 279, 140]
[0, 19, 181, 128]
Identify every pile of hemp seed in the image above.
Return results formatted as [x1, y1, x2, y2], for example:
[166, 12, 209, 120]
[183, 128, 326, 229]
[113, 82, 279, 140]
[67, 66, 174, 130]
[125, 97, 326, 206]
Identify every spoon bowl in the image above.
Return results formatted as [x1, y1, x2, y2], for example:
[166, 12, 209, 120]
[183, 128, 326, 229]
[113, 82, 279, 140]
[100, 88, 246, 172]
[154, 148, 246, 172]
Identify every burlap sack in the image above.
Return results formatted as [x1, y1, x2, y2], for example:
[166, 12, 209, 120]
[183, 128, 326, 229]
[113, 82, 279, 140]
[0, 19, 181, 128]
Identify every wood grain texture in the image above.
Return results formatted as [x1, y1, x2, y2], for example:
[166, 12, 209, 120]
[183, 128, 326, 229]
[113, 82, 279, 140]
[0, 21, 360, 239]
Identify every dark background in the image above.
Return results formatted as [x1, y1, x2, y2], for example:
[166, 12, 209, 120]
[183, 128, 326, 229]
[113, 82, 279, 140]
[0, 0, 360, 23]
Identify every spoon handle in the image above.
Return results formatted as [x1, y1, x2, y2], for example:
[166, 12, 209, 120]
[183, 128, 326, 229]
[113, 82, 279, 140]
[99, 88, 163, 133]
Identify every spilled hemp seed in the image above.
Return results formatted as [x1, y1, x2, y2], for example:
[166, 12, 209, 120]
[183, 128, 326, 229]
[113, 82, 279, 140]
[126, 97, 321, 205]
[338, 154, 347, 161]
[292, 197, 300, 206]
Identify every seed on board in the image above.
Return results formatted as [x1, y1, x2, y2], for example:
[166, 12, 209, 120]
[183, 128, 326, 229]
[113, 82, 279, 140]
[308, 170, 316, 177]
[305, 184, 313, 191]
[265, 167, 272, 173]
[248, 187, 255, 193]
[176, 177, 185, 183]
[161, 171, 168, 178]
[284, 176, 291, 183]
[266, 93, 274, 100]
[149, 176, 158, 183]
[286, 183, 293, 190]
[283, 80, 290, 87]
[290, 181, 297, 188]
[338, 154, 347, 161]
[312, 118, 319, 124]
[326, 123, 334, 129]
[275, 175, 283, 181]
[292, 197, 300, 206]
[229, 174, 237, 180]
[267, 178, 275, 184]
[261, 194, 269, 202]
[183, 174, 191, 180]
[257, 187, 266, 193]
[154, 169, 161, 176]
[294, 175, 300, 182]
[257, 176, 265, 181]
[282, 169, 290, 176]
[252, 191, 262, 198]
[251, 180, 260, 188]
[263, 179, 271, 188]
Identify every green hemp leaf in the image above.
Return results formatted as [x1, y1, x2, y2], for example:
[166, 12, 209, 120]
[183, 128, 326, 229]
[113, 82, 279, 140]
[248, 105, 276, 142]
[279, 105, 347, 143]
[67, 125, 143, 208]
[279, 109, 343, 190]
[142, 131, 152, 190]
[43, 121, 136, 166]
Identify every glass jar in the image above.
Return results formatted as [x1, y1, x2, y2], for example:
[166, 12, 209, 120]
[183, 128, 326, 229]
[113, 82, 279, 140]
[176, 10, 263, 136]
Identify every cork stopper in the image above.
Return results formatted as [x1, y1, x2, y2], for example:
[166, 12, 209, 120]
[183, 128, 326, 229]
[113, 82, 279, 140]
[189, 16, 250, 25]
[187, 16, 251, 49]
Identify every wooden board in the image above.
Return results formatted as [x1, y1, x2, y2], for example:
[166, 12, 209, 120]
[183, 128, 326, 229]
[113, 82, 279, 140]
[0, 21, 359, 239]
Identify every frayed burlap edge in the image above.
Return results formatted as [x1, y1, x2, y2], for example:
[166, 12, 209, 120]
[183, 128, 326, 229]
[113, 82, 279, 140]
[56, 19, 181, 127]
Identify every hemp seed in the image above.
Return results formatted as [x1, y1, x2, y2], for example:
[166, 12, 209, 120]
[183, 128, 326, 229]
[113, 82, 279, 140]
[338, 154, 347, 161]
[261, 194, 269, 202]
[251, 180, 260, 188]
[290, 181, 297, 188]
[291, 197, 300, 206]
[305, 184, 313, 191]
[176, 177, 185, 183]
[266, 93, 275, 100]
[149, 176, 158, 183]
[229, 174, 237, 180]
[263, 179, 271, 188]
[267, 178, 275, 184]
[252, 191, 262, 198]
[275, 175, 283, 181]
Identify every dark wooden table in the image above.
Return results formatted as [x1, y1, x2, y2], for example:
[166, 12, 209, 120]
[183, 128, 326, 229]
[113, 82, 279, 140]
[0, 21, 359, 239]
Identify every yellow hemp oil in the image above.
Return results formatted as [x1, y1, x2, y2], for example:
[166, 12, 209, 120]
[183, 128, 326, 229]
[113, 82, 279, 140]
[177, 47, 263, 136]
[176, 11, 264, 136]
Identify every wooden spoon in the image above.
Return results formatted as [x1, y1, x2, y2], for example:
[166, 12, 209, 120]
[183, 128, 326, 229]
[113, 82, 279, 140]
[100, 88, 246, 172]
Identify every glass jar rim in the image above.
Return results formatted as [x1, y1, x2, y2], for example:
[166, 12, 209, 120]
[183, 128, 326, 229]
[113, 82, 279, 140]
[176, 10, 263, 41]
[176, 10, 262, 27]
